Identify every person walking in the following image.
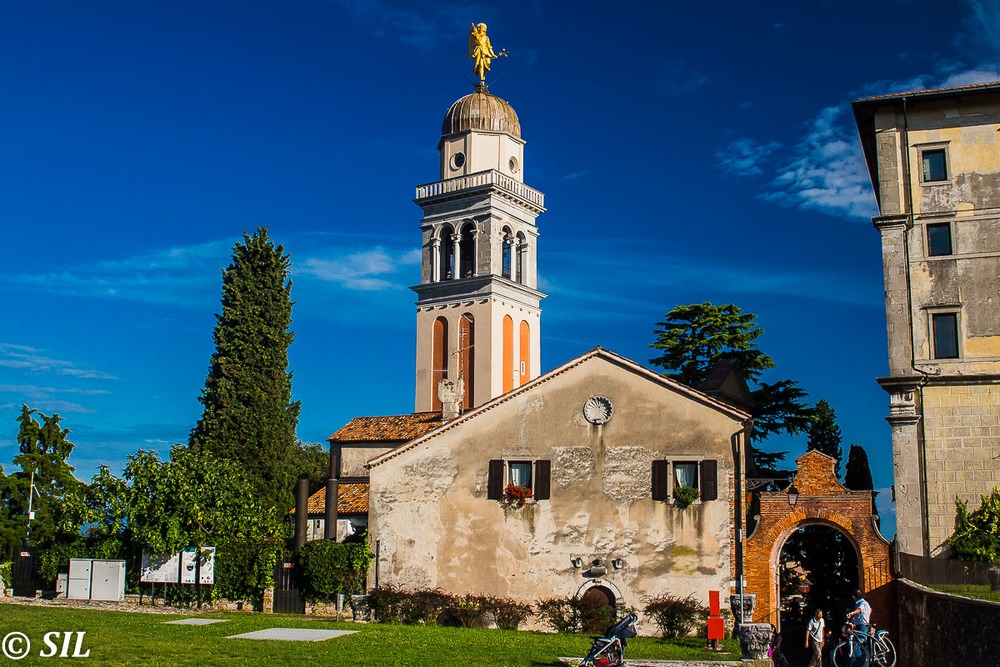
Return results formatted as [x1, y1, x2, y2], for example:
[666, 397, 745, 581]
[806, 608, 825, 666]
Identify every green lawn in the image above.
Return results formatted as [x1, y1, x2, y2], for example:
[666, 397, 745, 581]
[932, 584, 1000, 604]
[0, 605, 740, 666]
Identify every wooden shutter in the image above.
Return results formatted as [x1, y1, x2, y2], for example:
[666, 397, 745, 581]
[700, 459, 718, 501]
[652, 460, 669, 501]
[534, 460, 551, 500]
[487, 460, 504, 500]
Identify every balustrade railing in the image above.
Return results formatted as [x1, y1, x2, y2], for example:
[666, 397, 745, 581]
[415, 170, 544, 208]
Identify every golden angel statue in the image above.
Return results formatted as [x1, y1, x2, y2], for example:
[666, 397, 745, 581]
[468, 22, 507, 82]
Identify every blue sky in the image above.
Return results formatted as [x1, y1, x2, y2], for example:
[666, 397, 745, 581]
[3, 0, 1000, 538]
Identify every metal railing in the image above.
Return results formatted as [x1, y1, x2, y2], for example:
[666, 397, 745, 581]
[415, 170, 545, 208]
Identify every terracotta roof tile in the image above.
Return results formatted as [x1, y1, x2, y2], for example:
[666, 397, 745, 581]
[289, 482, 369, 516]
[329, 412, 443, 443]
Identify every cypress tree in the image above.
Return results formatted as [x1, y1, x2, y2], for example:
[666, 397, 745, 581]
[189, 228, 301, 508]
[844, 444, 874, 491]
[806, 399, 843, 478]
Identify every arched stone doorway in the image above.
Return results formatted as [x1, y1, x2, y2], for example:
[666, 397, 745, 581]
[576, 580, 621, 635]
[744, 450, 893, 632]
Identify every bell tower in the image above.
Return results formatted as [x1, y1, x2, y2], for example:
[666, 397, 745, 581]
[413, 81, 545, 413]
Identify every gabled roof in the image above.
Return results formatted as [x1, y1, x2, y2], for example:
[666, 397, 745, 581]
[697, 358, 754, 412]
[329, 412, 443, 443]
[289, 481, 369, 516]
[368, 346, 751, 469]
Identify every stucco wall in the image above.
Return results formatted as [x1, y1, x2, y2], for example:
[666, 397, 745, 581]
[368, 354, 745, 614]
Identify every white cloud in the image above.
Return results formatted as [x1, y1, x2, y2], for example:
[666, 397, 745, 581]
[3, 240, 230, 306]
[717, 138, 783, 177]
[298, 247, 420, 291]
[0, 344, 117, 381]
[724, 55, 1000, 221]
[763, 106, 877, 220]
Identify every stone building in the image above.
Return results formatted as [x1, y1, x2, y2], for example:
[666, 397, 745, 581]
[853, 82, 1000, 557]
[368, 347, 750, 612]
[302, 80, 753, 618]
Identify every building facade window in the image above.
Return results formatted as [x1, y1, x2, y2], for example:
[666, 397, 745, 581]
[651, 460, 718, 502]
[921, 148, 948, 183]
[487, 459, 551, 501]
[931, 312, 960, 359]
[927, 222, 953, 256]
[508, 461, 532, 488]
[673, 462, 699, 490]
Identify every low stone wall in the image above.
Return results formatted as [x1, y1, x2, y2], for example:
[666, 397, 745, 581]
[897, 578, 1000, 667]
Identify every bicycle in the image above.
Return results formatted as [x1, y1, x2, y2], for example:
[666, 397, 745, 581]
[831, 622, 897, 667]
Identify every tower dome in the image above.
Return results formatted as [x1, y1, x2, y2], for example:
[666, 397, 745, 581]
[441, 82, 521, 139]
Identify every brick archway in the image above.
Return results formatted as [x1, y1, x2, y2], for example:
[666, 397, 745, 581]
[744, 450, 893, 627]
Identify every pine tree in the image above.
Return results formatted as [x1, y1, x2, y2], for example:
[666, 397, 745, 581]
[650, 303, 814, 471]
[189, 228, 301, 509]
[844, 444, 874, 491]
[806, 399, 844, 478]
[0, 406, 82, 556]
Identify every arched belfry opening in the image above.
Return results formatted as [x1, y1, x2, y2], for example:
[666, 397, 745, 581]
[458, 223, 476, 279]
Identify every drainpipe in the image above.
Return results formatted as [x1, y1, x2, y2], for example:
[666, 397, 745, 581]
[732, 418, 753, 625]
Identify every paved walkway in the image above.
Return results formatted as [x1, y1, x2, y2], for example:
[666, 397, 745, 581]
[558, 658, 740, 666]
[0, 594, 210, 615]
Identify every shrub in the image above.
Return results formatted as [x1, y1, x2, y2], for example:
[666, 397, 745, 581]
[536, 597, 582, 633]
[299, 539, 371, 601]
[0, 562, 11, 589]
[368, 586, 455, 624]
[643, 593, 705, 638]
[443, 594, 534, 630]
[485, 595, 533, 630]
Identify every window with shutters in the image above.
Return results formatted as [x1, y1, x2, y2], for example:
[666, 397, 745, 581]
[652, 459, 718, 503]
[487, 458, 551, 502]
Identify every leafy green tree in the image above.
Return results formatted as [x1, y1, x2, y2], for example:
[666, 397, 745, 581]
[650, 303, 814, 470]
[844, 444, 874, 491]
[0, 406, 83, 558]
[189, 228, 301, 509]
[294, 442, 332, 495]
[807, 399, 844, 478]
[125, 446, 284, 601]
[948, 488, 1000, 564]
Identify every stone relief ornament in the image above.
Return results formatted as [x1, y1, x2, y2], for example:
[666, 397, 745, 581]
[583, 395, 614, 425]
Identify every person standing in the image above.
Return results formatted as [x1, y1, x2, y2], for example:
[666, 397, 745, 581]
[806, 608, 825, 666]
[846, 590, 872, 667]
[846, 590, 872, 635]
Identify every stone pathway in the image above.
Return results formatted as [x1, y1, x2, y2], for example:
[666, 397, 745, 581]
[558, 658, 740, 666]
[0, 595, 215, 615]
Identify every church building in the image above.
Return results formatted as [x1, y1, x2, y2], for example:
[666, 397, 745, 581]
[307, 71, 752, 618]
